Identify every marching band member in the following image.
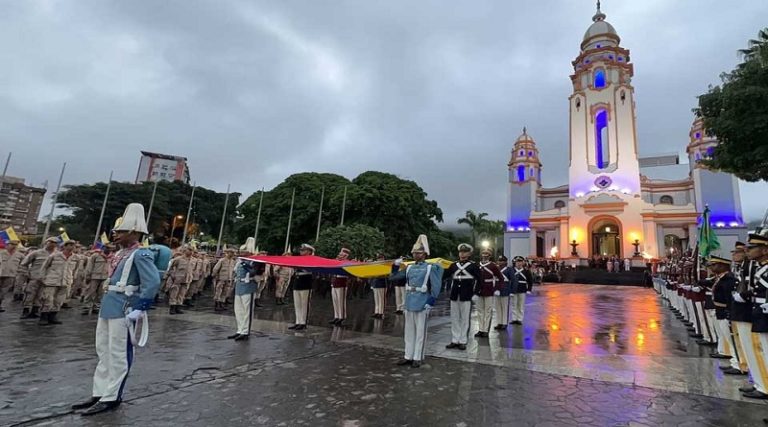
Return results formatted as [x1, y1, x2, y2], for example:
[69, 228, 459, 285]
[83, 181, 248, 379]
[329, 248, 351, 326]
[495, 255, 513, 330]
[474, 248, 505, 337]
[229, 238, 259, 341]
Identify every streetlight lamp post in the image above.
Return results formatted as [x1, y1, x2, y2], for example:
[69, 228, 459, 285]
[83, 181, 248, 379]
[171, 215, 184, 241]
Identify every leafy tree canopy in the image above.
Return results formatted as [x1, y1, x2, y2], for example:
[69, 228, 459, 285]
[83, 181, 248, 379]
[56, 181, 240, 244]
[237, 171, 445, 256]
[696, 27, 768, 182]
[315, 224, 385, 260]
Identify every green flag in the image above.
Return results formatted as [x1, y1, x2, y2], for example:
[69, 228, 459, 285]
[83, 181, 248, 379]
[698, 206, 721, 258]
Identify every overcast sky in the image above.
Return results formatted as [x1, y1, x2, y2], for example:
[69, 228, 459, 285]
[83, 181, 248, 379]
[2, 0, 766, 225]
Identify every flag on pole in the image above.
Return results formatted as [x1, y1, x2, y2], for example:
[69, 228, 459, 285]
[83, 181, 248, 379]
[57, 232, 70, 243]
[698, 206, 721, 258]
[93, 232, 111, 250]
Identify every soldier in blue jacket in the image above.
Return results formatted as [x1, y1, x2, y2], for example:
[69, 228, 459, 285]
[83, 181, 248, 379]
[389, 235, 442, 368]
[72, 203, 161, 416]
[230, 237, 260, 341]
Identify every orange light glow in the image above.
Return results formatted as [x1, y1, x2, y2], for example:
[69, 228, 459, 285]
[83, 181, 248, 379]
[574, 337, 583, 345]
[649, 319, 658, 330]
[570, 228, 582, 242]
[629, 232, 639, 241]
[551, 323, 559, 331]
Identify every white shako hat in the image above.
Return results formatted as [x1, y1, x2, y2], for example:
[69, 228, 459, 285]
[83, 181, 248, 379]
[113, 203, 148, 234]
[411, 234, 430, 255]
[240, 237, 256, 253]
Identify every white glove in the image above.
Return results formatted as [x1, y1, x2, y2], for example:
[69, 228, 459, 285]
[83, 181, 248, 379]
[526, 291, 532, 295]
[244, 273, 250, 283]
[471, 295, 479, 303]
[494, 291, 501, 296]
[424, 304, 433, 310]
[682, 285, 691, 291]
[692, 286, 701, 292]
[394, 258, 403, 266]
[126, 309, 144, 321]
[761, 303, 768, 314]
[732, 292, 746, 303]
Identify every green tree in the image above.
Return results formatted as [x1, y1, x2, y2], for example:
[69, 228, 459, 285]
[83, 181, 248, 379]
[457, 210, 488, 247]
[56, 181, 240, 244]
[315, 224, 385, 260]
[696, 27, 768, 182]
[236, 171, 444, 256]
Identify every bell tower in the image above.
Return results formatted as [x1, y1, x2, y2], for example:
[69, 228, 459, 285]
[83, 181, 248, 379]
[567, 2, 641, 197]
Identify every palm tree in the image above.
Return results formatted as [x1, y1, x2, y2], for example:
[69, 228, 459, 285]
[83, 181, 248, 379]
[738, 28, 768, 66]
[457, 210, 488, 247]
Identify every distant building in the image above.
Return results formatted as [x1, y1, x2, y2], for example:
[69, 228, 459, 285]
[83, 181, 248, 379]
[0, 177, 46, 235]
[135, 151, 190, 184]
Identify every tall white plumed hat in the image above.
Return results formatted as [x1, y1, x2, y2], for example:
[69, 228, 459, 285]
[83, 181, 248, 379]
[113, 203, 148, 234]
[240, 237, 256, 253]
[411, 234, 430, 255]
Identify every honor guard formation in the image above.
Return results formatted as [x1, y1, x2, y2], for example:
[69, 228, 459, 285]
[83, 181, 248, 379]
[15, 200, 768, 419]
[656, 228, 768, 401]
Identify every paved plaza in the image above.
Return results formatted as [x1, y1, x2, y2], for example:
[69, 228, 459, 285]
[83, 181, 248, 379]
[2, 283, 767, 426]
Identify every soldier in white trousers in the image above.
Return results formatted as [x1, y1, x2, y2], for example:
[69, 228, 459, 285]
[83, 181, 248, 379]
[71, 203, 161, 416]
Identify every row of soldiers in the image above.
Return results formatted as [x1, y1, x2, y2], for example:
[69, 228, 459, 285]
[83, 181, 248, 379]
[160, 244, 294, 315]
[656, 229, 768, 400]
[0, 238, 112, 323]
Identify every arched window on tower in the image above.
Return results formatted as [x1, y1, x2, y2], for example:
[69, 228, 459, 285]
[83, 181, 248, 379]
[594, 69, 606, 88]
[517, 165, 526, 182]
[659, 195, 674, 205]
[554, 200, 566, 209]
[595, 109, 609, 169]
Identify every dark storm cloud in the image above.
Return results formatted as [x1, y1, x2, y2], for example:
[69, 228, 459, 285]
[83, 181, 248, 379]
[1, 0, 766, 223]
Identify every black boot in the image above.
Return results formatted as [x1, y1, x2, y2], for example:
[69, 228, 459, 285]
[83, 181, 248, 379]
[27, 307, 40, 319]
[38, 312, 50, 325]
[174, 305, 184, 314]
[81, 400, 121, 416]
[254, 299, 263, 308]
[169, 305, 176, 315]
[72, 396, 101, 410]
[48, 312, 63, 325]
[20, 307, 30, 319]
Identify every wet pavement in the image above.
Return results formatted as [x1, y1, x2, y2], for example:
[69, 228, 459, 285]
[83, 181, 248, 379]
[1, 283, 767, 426]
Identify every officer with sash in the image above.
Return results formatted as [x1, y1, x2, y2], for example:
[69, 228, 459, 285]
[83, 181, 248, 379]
[390, 235, 443, 368]
[329, 248, 351, 326]
[288, 244, 315, 331]
[229, 238, 260, 341]
[445, 243, 480, 350]
[743, 229, 768, 399]
[495, 255, 514, 330]
[72, 203, 161, 416]
[708, 256, 735, 361]
[475, 248, 505, 337]
[727, 241, 754, 377]
[510, 256, 533, 325]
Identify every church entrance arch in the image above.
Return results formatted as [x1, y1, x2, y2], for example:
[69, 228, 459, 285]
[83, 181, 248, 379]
[588, 216, 622, 258]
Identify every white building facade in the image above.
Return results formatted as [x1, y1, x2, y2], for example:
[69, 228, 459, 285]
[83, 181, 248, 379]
[504, 5, 746, 264]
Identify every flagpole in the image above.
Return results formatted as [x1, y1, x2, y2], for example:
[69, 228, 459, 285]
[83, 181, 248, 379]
[181, 183, 196, 245]
[0, 152, 11, 214]
[145, 180, 158, 230]
[253, 188, 264, 242]
[284, 188, 296, 253]
[92, 171, 113, 247]
[0, 152, 10, 180]
[42, 162, 66, 242]
[340, 185, 347, 226]
[315, 186, 325, 241]
[215, 184, 231, 255]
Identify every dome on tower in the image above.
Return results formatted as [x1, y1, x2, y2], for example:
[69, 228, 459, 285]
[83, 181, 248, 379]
[581, 2, 620, 50]
[516, 128, 534, 143]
